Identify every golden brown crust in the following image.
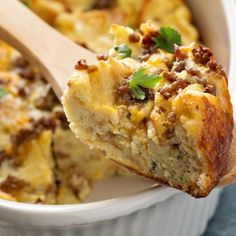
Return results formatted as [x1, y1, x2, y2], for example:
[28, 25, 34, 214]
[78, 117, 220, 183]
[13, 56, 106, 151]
[198, 98, 233, 187]
[207, 70, 234, 125]
[218, 124, 236, 186]
[172, 89, 233, 195]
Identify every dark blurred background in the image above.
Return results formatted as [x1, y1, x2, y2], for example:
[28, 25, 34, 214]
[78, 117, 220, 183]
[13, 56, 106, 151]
[203, 183, 236, 236]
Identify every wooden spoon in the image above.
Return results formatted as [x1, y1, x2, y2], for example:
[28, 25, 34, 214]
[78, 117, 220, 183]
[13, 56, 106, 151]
[0, 0, 235, 187]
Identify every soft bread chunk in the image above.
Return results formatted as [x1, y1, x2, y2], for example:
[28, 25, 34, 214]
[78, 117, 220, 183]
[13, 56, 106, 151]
[63, 23, 233, 197]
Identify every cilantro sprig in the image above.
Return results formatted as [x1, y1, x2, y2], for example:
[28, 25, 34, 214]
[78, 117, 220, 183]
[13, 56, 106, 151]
[114, 44, 132, 59]
[128, 68, 162, 100]
[0, 88, 7, 99]
[153, 27, 181, 53]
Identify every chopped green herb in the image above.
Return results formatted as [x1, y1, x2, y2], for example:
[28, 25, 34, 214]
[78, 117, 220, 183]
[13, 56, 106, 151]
[153, 27, 181, 53]
[114, 44, 132, 59]
[130, 86, 146, 100]
[128, 68, 162, 100]
[0, 88, 7, 99]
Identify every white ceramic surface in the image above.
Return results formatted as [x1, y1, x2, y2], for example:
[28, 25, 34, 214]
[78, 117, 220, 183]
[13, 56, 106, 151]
[0, 0, 235, 235]
[0, 188, 222, 236]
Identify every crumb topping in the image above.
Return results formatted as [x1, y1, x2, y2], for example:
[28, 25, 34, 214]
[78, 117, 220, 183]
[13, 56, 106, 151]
[129, 33, 141, 43]
[75, 60, 98, 73]
[0, 175, 29, 193]
[192, 45, 213, 65]
[173, 46, 187, 61]
[97, 53, 108, 61]
[159, 79, 189, 100]
[75, 59, 88, 70]
[91, 0, 116, 10]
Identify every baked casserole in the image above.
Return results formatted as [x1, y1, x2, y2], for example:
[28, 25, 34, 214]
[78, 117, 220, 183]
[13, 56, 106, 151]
[0, 0, 199, 203]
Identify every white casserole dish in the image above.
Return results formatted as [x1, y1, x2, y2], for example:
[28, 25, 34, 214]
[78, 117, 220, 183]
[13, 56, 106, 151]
[0, 0, 235, 235]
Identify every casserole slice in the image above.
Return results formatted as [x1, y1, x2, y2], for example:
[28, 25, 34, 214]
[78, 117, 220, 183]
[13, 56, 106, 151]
[63, 22, 233, 197]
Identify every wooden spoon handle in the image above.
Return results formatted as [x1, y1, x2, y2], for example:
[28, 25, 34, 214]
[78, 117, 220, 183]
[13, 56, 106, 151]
[0, 0, 96, 98]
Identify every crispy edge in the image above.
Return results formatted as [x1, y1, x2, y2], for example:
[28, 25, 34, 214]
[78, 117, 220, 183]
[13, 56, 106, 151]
[197, 96, 233, 188]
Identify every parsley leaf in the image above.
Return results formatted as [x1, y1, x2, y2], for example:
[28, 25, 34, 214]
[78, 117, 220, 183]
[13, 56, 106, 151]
[130, 86, 146, 100]
[153, 27, 181, 53]
[128, 68, 162, 100]
[0, 88, 7, 99]
[114, 44, 132, 59]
